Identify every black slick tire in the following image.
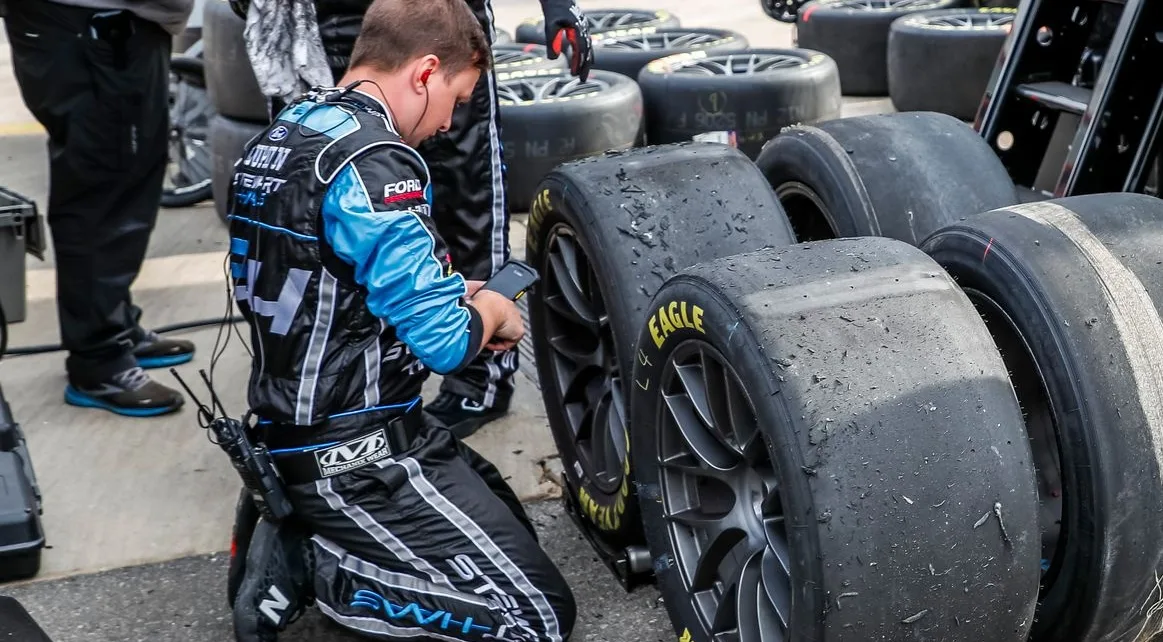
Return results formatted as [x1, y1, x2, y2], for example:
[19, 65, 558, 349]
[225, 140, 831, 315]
[203, 0, 268, 122]
[795, 0, 962, 96]
[525, 143, 797, 546]
[631, 237, 1041, 641]
[590, 27, 748, 80]
[496, 68, 643, 212]
[514, 8, 680, 44]
[209, 114, 265, 225]
[756, 110, 1019, 244]
[637, 48, 841, 159]
[888, 6, 1017, 121]
[921, 193, 1163, 642]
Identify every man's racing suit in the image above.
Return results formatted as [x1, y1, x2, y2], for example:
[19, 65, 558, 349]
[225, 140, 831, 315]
[312, 0, 519, 415]
[227, 88, 575, 641]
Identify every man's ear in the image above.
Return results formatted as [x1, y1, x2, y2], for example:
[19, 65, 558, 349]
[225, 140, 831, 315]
[417, 55, 440, 90]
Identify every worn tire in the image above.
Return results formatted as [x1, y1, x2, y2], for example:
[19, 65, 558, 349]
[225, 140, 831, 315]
[795, 0, 962, 96]
[209, 114, 265, 224]
[921, 193, 1163, 642]
[590, 27, 748, 80]
[632, 238, 1041, 642]
[756, 111, 1018, 244]
[638, 48, 841, 159]
[526, 143, 797, 546]
[888, 7, 1016, 121]
[514, 8, 680, 44]
[497, 68, 643, 212]
[203, 0, 268, 122]
[493, 43, 568, 75]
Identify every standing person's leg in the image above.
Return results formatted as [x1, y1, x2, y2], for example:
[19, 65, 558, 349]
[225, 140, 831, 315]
[419, 0, 519, 438]
[5, 1, 188, 416]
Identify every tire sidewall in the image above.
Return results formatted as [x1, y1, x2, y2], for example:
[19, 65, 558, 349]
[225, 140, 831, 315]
[526, 180, 641, 540]
[631, 276, 824, 641]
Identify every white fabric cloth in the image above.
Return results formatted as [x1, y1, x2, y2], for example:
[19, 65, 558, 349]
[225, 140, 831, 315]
[242, 0, 334, 102]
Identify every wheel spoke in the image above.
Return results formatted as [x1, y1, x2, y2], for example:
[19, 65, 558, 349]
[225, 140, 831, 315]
[548, 255, 599, 327]
[606, 381, 629, 466]
[548, 334, 604, 369]
[664, 392, 738, 472]
[691, 522, 747, 592]
[760, 547, 792, 631]
[736, 549, 785, 642]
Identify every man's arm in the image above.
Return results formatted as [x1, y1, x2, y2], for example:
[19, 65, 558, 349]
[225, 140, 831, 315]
[320, 144, 482, 375]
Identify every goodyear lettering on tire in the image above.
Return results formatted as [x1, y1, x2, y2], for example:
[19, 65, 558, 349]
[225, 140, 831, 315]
[576, 427, 633, 531]
[648, 300, 705, 348]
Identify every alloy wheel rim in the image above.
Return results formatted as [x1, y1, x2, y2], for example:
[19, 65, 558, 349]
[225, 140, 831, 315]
[497, 75, 609, 104]
[597, 31, 730, 51]
[669, 53, 805, 76]
[658, 339, 793, 640]
[831, 0, 947, 10]
[920, 13, 1015, 28]
[587, 10, 668, 31]
[542, 226, 628, 494]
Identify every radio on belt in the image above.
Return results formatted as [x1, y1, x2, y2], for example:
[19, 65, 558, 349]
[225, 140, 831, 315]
[170, 369, 293, 522]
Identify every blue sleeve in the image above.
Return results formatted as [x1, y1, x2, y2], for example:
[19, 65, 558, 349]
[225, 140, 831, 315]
[321, 145, 481, 374]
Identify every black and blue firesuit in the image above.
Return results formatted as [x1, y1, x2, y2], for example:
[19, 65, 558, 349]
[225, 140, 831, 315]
[227, 87, 575, 641]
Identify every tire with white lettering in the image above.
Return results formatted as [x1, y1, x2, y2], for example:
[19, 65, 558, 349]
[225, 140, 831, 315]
[209, 114, 265, 224]
[756, 111, 1018, 244]
[590, 27, 748, 80]
[497, 68, 643, 213]
[514, 8, 680, 44]
[526, 143, 797, 548]
[493, 44, 568, 75]
[203, 0, 269, 122]
[795, 0, 962, 96]
[632, 237, 1041, 642]
[888, 7, 1017, 121]
[920, 193, 1163, 642]
[636, 49, 842, 159]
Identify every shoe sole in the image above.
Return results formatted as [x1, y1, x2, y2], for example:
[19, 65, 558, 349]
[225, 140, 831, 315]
[64, 386, 183, 418]
[447, 409, 507, 439]
[136, 353, 195, 369]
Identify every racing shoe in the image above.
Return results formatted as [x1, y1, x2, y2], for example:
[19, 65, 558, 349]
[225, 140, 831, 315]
[133, 330, 196, 369]
[233, 519, 314, 642]
[228, 489, 262, 609]
[64, 366, 185, 417]
[424, 391, 510, 439]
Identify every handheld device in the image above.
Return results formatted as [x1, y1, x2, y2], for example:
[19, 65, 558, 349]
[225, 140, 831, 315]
[481, 259, 540, 301]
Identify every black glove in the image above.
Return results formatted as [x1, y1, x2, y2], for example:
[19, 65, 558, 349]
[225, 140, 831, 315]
[539, 0, 594, 82]
[229, 0, 250, 20]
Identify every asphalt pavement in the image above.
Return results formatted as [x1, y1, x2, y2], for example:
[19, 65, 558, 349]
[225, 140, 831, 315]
[0, 501, 672, 642]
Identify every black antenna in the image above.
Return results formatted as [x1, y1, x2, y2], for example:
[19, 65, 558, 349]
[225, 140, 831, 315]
[170, 367, 214, 426]
[198, 368, 228, 418]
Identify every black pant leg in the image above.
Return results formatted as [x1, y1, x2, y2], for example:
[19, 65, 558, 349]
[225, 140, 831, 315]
[289, 427, 575, 641]
[5, 0, 171, 381]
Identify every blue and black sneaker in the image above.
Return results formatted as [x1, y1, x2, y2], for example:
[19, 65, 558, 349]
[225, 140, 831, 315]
[233, 519, 314, 642]
[64, 366, 185, 417]
[132, 330, 196, 369]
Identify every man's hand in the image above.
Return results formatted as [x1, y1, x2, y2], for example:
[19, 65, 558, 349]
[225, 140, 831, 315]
[469, 289, 525, 352]
[539, 0, 594, 81]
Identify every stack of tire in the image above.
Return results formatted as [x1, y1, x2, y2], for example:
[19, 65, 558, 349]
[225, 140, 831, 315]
[500, 8, 846, 211]
[790, 0, 1018, 120]
[526, 110, 1163, 642]
[203, 0, 270, 224]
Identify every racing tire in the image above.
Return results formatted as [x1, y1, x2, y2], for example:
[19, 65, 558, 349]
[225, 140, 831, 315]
[210, 114, 266, 225]
[921, 193, 1163, 642]
[526, 143, 797, 548]
[497, 68, 643, 213]
[638, 48, 841, 159]
[162, 51, 215, 209]
[795, 0, 963, 96]
[590, 27, 748, 81]
[203, 0, 269, 122]
[493, 43, 568, 75]
[888, 7, 1017, 121]
[756, 110, 1018, 244]
[514, 8, 680, 44]
[631, 237, 1041, 642]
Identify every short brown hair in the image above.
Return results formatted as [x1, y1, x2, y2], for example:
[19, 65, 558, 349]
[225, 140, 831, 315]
[349, 0, 491, 76]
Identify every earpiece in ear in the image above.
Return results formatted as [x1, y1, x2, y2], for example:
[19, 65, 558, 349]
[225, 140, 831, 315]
[421, 69, 432, 85]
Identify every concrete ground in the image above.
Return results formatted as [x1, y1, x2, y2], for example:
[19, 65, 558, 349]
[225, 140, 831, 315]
[0, 0, 891, 639]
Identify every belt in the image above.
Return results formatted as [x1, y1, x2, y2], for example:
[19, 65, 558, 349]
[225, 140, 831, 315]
[262, 403, 423, 485]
